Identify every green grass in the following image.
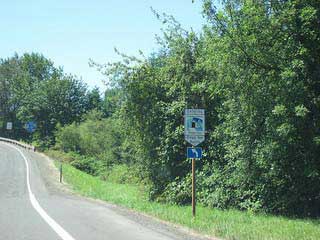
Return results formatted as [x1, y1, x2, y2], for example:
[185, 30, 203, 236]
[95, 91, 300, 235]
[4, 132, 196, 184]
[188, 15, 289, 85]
[54, 161, 320, 240]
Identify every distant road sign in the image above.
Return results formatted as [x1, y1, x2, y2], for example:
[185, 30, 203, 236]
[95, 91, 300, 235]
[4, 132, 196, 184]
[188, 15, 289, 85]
[6, 122, 13, 130]
[184, 109, 205, 146]
[187, 147, 202, 159]
[25, 121, 37, 133]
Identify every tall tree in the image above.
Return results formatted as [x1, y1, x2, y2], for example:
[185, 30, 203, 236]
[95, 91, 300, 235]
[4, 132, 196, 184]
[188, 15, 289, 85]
[0, 53, 89, 147]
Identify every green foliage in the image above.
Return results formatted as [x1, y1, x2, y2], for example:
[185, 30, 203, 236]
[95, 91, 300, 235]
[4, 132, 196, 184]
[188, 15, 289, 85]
[197, 0, 320, 217]
[0, 53, 90, 146]
[106, 164, 141, 185]
[55, 110, 124, 173]
[86, 87, 103, 111]
[102, 88, 122, 117]
[55, 123, 81, 152]
[3, 0, 319, 219]
[70, 155, 103, 176]
[88, 0, 320, 217]
[160, 174, 192, 205]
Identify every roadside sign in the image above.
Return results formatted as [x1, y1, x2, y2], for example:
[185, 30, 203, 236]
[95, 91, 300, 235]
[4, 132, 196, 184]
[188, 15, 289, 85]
[25, 121, 37, 133]
[184, 109, 205, 217]
[6, 122, 13, 130]
[187, 147, 202, 159]
[184, 109, 205, 146]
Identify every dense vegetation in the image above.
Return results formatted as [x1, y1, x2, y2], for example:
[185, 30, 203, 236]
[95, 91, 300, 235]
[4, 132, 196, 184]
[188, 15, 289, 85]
[1, 0, 319, 218]
[0, 53, 103, 147]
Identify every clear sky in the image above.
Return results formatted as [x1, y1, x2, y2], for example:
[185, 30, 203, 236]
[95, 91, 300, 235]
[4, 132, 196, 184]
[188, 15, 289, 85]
[0, 0, 205, 91]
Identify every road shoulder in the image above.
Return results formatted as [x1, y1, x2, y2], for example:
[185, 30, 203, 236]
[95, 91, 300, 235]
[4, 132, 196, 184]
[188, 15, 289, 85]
[30, 150, 219, 240]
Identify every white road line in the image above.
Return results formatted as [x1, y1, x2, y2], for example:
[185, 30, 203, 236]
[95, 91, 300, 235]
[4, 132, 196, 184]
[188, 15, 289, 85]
[6, 143, 76, 240]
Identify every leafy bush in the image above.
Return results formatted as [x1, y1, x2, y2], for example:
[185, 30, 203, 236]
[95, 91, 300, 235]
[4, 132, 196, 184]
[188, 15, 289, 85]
[106, 164, 141, 185]
[53, 1, 320, 217]
[70, 155, 103, 176]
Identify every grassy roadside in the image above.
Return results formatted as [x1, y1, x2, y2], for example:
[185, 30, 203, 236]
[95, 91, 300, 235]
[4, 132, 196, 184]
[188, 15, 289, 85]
[50, 160, 320, 240]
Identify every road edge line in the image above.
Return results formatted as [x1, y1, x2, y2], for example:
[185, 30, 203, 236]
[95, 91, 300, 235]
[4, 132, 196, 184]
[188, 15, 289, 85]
[6, 143, 76, 240]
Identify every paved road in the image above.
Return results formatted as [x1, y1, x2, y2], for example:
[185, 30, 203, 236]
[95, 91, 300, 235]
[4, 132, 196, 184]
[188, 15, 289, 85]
[0, 142, 204, 240]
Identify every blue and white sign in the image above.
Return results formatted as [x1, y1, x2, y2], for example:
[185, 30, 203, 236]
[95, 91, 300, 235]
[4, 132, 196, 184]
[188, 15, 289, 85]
[187, 147, 202, 159]
[6, 122, 13, 130]
[25, 121, 37, 133]
[184, 109, 205, 146]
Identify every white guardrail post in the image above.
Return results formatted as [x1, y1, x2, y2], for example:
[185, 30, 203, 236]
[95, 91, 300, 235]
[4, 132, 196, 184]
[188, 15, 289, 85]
[0, 137, 36, 152]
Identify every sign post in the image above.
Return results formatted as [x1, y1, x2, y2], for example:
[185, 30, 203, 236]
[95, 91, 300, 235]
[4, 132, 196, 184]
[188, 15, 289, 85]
[60, 163, 63, 183]
[184, 109, 205, 217]
[192, 156, 196, 216]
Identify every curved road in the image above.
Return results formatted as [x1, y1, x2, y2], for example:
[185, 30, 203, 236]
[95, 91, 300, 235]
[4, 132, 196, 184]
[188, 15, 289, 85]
[0, 142, 203, 240]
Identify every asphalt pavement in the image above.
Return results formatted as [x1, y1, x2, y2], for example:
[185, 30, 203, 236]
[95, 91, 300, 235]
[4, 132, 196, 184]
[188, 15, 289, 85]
[0, 142, 207, 240]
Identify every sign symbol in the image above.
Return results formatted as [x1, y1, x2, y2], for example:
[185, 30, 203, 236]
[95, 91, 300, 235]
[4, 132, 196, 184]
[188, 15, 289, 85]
[6, 122, 13, 130]
[25, 121, 37, 133]
[187, 147, 202, 159]
[191, 148, 198, 158]
[184, 109, 205, 146]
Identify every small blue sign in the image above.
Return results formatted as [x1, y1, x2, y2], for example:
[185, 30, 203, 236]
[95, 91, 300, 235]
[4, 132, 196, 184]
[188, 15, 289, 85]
[25, 121, 37, 133]
[186, 117, 204, 131]
[187, 147, 202, 159]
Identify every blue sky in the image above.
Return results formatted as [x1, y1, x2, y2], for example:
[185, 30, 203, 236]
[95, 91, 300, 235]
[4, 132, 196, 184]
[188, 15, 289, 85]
[0, 0, 206, 91]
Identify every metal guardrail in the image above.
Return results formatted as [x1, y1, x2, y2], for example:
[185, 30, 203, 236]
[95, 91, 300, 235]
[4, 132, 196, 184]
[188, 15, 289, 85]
[0, 137, 36, 152]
